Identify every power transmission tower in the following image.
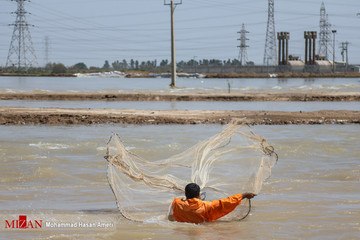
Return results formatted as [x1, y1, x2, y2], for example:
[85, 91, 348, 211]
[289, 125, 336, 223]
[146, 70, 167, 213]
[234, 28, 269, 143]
[263, 0, 277, 66]
[164, 0, 182, 88]
[6, 0, 38, 70]
[331, 30, 337, 73]
[340, 41, 350, 70]
[340, 42, 346, 62]
[237, 23, 249, 66]
[318, 2, 332, 59]
[44, 36, 50, 66]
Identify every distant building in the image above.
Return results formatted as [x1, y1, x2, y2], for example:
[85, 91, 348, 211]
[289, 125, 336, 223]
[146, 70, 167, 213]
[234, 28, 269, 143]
[288, 55, 305, 72]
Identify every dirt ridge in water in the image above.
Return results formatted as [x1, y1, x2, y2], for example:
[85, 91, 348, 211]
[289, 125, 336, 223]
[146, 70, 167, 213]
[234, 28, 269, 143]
[0, 92, 360, 102]
[0, 107, 359, 125]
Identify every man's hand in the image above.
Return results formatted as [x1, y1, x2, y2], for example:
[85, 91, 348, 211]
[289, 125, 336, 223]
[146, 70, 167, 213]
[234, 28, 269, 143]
[242, 192, 257, 199]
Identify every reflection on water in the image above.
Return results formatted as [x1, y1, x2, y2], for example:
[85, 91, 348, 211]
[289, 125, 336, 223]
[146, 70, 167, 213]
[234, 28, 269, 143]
[0, 124, 359, 239]
[304, 78, 315, 83]
[277, 78, 288, 84]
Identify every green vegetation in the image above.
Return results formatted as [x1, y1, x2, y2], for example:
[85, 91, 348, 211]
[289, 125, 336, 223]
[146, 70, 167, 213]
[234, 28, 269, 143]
[1, 58, 358, 78]
[0, 58, 247, 76]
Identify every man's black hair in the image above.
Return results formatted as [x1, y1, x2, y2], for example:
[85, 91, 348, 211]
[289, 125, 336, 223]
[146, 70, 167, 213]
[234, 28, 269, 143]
[185, 183, 200, 199]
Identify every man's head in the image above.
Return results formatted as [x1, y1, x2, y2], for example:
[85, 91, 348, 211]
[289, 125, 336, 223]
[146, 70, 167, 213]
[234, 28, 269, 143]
[185, 183, 200, 199]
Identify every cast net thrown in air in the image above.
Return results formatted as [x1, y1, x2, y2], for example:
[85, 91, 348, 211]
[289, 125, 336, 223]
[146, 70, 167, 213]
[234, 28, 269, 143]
[105, 120, 278, 222]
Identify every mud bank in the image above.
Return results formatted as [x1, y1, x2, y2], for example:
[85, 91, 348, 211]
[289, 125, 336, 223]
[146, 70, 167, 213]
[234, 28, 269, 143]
[1, 92, 360, 102]
[0, 107, 359, 125]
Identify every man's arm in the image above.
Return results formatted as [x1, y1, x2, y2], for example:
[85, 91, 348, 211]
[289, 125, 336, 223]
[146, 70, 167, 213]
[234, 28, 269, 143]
[206, 194, 243, 221]
[206, 192, 256, 222]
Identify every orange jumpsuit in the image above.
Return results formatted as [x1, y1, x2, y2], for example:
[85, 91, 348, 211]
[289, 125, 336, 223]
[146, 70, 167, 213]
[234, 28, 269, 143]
[171, 194, 243, 224]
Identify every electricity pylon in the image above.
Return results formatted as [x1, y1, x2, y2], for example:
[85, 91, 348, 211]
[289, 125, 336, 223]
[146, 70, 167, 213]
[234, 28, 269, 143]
[44, 36, 50, 66]
[263, 0, 277, 66]
[318, 2, 332, 59]
[237, 23, 249, 66]
[340, 41, 350, 70]
[6, 0, 38, 70]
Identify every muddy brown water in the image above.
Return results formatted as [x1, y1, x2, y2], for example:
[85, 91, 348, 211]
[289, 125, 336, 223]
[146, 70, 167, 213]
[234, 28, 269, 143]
[0, 125, 359, 239]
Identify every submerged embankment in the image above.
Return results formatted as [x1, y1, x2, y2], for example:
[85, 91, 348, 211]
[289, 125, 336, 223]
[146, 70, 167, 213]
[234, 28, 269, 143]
[0, 107, 359, 125]
[1, 92, 360, 101]
[1, 92, 359, 125]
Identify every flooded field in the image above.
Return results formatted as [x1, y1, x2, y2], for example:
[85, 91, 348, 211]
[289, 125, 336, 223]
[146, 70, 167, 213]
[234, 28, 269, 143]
[0, 124, 359, 239]
[1, 100, 360, 111]
[0, 76, 359, 93]
[0, 76, 359, 239]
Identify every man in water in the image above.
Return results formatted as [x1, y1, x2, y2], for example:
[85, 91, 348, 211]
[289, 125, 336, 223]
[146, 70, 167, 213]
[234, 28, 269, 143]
[168, 183, 256, 224]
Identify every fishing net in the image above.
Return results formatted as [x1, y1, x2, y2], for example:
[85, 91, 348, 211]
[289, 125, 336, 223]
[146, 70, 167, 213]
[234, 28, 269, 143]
[105, 119, 278, 222]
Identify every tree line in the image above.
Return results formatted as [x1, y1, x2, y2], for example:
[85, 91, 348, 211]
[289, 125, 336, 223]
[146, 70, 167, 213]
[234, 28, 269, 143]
[101, 58, 252, 71]
[1, 58, 253, 74]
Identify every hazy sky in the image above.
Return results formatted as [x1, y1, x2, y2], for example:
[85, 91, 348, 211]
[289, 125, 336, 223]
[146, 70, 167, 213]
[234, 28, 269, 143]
[0, 0, 359, 67]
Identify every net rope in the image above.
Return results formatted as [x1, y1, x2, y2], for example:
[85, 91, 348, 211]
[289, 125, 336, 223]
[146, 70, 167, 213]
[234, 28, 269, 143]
[105, 119, 278, 222]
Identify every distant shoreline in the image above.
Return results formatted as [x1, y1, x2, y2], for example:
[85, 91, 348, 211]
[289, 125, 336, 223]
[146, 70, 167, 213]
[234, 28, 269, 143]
[1, 92, 360, 102]
[1, 71, 360, 78]
[0, 73, 76, 77]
